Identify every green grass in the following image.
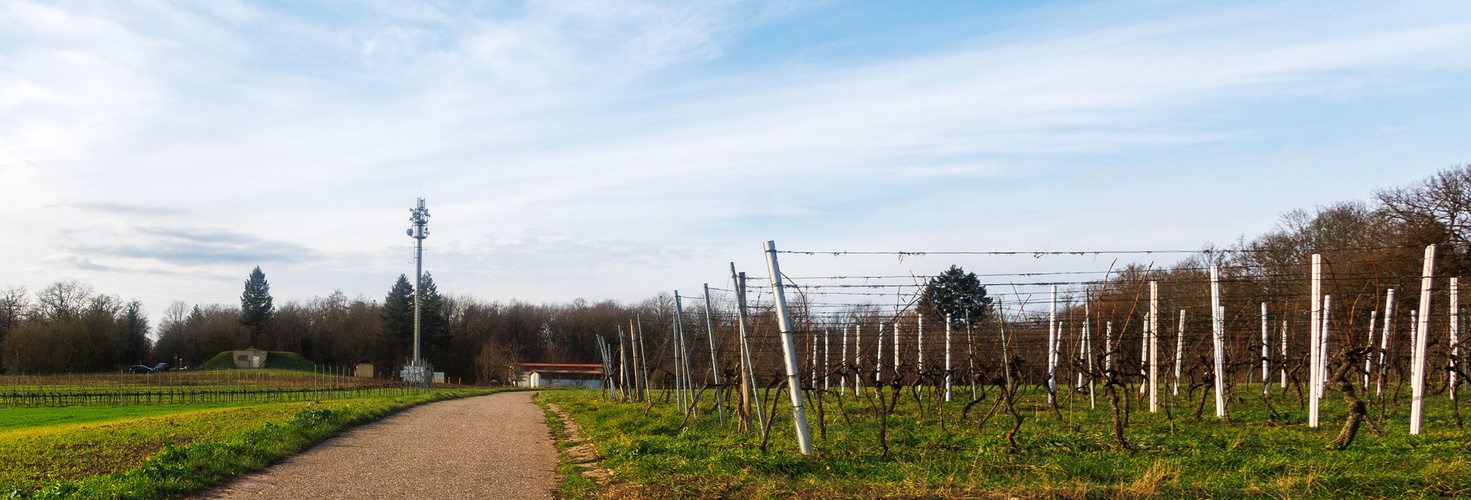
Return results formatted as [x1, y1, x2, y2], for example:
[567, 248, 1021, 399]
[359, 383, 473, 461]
[0, 404, 255, 432]
[542, 385, 1471, 499]
[0, 388, 507, 498]
[197, 351, 317, 371]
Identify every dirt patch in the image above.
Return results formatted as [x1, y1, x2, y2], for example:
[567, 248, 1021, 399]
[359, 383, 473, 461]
[545, 402, 615, 485]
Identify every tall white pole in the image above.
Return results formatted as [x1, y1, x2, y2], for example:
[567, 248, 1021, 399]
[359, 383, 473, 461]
[1411, 244, 1436, 435]
[945, 314, 953, 402]
[855, 324, 863, 392]
[893, 320, 901, 384]
[1378, 290, 1396, 396]
[1309, 254, 1322, 427]
[1175, 310, 1185, 396]
[1451, 277, 1460, 399]
[1048, 285, 1058, 402]
[1149, 281, 1159, 412]
[1320, 295, 1332, 400]
[1281, 319, 1288, 388]
[1211, 265, 1226, 419]
[1261, 302, 1270, 394]
[1105, 321, 1114, 371]
[762, 240, 813, 454]
[877, 322, 885, 387]
[823, 328, 830, 391]
[1365, 311, 1377, 388]
[918, 315, 926, 394]
[841, 326, 849, 395]
[1085, 300, 1095, 408]
[1140, 311, 1149, 395]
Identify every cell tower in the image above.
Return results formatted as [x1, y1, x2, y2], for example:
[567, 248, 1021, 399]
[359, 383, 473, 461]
[407, 198, 430, 369]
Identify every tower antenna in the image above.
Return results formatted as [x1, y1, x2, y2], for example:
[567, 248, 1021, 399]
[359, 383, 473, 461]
[407, 198, 430, 378]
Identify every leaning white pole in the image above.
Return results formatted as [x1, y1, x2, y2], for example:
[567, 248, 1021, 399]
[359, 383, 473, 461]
[1211, 265, 1226, 418]
[1085, 300, 1095, 408]
[823, 328, 830, 391]
[1261, 302, 1270, 394]
[1309, 254, 1322, 427]
[1149, 281, 1159, 412]
[1048, 285, 1058, 402]
[762, 240, 813, 454]
[1140, 311, 1149, 395]
[1410, 244, 1436, 435]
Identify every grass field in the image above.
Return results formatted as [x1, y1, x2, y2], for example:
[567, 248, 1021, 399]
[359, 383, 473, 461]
[0, 387, 504, 498]
[542, 385, 1471, 499]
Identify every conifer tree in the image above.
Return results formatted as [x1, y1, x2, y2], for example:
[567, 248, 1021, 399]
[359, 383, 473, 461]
[239, 266, 274, 348]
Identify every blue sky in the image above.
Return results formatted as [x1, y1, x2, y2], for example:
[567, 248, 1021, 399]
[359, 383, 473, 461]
[2, 0, 1469, 321]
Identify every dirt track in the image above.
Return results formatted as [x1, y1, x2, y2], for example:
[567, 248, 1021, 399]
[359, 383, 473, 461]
[195, 391, 557, 499]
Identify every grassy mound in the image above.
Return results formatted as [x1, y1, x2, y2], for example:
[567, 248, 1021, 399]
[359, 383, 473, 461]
[196, 351, 317, 372]
[196, 352, 235, 370]
[262, 351, 316, 371]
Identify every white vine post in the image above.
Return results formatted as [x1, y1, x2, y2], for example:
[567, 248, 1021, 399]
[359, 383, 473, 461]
[730, 266, 764, 437]
[876, 322, 885, 388]
[1175, 310, 1185, 396]
[1365, 311, 1377, 388]
[1280, 319, 1288, 388]
[945, 314, 953, 402]
[1149, 281, 1159, 413]
[841, 326, 849, 395]
[1320, 295, 1332, 401]
[1451, 277, 1460, 400]
[1140, 311, 1149, 395]
[1211, 264, 1226, 419]
[822, 328, 830, 391]
[1261, 302, 1270, 394]
[1309, 254, 1322, 427]
[893, 319, 900, 386]
[918, 315, 926, 397]
[673, 291, 688, 412]
[762, 240, 813, 454]
[1377, 290, 1395, 396]
[1105, 321, 1114, 372]
[1410, 244, 1436, 435]
[855, 324, 863, 393]
[888, 317, 900, 385]
[702, 283, 726, 425]
[1048, 285, 1058, 403]
[1084, 300, 1095, 408]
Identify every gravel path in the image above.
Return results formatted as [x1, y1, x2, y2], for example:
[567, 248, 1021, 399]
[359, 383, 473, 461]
[194, 391, 558, 500]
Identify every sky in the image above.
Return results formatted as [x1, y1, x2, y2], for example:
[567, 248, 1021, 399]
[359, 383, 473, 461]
[2, 0, 1470, 322]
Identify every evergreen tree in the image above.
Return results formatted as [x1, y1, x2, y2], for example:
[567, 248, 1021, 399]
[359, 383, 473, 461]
[239, 266, 274, 348]
[919, 265, 993, 326]
[418, 272, 452, 360]
[120, 300, 151, 365]
[379, 274, 415, 364]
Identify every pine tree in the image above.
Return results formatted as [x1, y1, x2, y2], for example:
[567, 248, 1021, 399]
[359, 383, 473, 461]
[119, 300, 151, 365]
[380, 274, 415, 364]
[239, 266, 274, 348]
[919, 265, 993, 326]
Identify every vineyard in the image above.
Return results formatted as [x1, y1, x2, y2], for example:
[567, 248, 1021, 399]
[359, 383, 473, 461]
[0, 368, 432, 408]
[561, 240, 1471, 497]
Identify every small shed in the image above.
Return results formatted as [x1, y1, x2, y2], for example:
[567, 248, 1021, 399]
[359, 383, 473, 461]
[354, 358, 376, 378]
[232, 349, 267, 369]
[514, 363, 603, 388]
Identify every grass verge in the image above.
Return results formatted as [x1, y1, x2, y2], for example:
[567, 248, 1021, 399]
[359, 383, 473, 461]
[542, 387, 1471, 499]
[2, 388, 506, 498]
